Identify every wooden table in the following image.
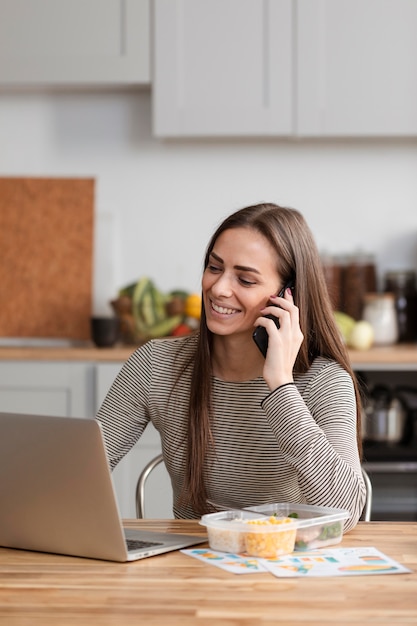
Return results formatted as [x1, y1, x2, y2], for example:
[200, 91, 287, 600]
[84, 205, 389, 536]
[0, 520, 416, 625]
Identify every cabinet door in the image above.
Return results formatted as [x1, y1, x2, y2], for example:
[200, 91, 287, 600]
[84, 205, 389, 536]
[95, 363, 173, 518]
[0, 0, 150, 85]
[0, 362, 95, 417]
[297, 0, 417, 136]
[153, 0, 293, 137]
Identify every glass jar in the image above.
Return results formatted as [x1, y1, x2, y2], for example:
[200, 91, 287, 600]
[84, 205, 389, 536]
[362, 293, 399, 345]
[321, 253, 344, 310]
[342, 253, 377, 320]
[384, 270, 417, 343]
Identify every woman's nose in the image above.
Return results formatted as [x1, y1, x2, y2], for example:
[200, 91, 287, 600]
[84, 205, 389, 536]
[211, 273, 233, 297]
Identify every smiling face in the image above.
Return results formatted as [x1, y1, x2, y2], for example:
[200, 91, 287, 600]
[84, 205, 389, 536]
[202, 226, 281, 338]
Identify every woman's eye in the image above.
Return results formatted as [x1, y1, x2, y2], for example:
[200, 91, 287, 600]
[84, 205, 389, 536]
[239, 277, 256, 286]
[208, 264, 221, 273]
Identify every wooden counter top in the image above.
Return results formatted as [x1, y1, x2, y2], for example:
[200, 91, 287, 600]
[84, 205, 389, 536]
[0, 342, 417, 367]
[0, 344, 137, 362]
[348, 343, 417, 369]
[0, 520, 416, 625]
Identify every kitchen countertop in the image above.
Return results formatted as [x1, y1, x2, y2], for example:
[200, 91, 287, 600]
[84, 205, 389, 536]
[0, 342, 416, 366]
[0, 344, 138, 362]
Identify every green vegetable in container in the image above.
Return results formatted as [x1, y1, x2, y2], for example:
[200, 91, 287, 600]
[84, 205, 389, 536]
[318, 522, 342, 540]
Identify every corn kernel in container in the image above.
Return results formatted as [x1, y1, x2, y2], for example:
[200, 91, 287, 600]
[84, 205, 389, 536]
[244, 516, 296, 558]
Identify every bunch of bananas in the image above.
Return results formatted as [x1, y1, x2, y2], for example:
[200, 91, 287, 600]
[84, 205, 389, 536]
[131, 277, 183, 338]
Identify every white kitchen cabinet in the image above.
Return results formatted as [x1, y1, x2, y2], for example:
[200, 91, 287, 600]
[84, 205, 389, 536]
[153, 0, 417, 138]
[153, 0, 293, 137]
[0, 361, 95, 417]
[95, 363, 173, 519]
[297, 0, 417, 137]
[0, 357, 173, 519]
[0, 0, 150, 85]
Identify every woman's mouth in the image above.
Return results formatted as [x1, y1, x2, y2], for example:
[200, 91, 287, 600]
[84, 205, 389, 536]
[210, 300, 241, 316]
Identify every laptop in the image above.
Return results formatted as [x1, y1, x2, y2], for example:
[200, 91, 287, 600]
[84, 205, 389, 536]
[0, 412, 206, 562]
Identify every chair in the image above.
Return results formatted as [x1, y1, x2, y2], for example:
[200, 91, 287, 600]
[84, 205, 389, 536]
[360, 466, 373, 522]
[135, 455, 373, 522]
[135, 453, 164, 518]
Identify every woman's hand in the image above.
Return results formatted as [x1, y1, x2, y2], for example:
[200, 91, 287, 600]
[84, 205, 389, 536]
[255, 288, 304, 391]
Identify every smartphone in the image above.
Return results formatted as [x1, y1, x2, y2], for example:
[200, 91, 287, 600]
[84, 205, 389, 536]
[252, 281, 295, 357]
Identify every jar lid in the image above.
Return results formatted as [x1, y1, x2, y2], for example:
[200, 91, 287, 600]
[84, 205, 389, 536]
[364, 292, 395, 301]
[384, 270, 416, 286]
[385, 269, 416, 277]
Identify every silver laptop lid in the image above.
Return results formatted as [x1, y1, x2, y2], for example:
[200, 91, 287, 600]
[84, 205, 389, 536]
[0, 413, 205, 562]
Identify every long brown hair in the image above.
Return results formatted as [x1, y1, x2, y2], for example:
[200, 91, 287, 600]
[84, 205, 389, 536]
[183, 203, 363, 514]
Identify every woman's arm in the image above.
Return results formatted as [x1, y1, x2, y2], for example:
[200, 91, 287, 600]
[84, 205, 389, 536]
[262, 359, 366, 530]
[96, 343, 153, 469]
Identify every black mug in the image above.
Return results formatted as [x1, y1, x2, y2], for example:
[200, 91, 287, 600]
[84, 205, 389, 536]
[90, 317, 120, 348]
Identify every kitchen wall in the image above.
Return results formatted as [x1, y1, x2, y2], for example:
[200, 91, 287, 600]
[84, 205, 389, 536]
[1, 88, 416, 315]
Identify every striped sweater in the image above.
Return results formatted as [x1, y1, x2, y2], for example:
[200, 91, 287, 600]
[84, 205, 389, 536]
[96, 333, 365, 529]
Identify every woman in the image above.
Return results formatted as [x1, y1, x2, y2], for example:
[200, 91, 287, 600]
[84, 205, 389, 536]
[97, 202, 366, 529]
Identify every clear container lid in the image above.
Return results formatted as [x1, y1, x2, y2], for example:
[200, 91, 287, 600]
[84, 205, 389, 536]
[246, 502, 350, 529]
[200, 503, 350, 532]
[200, 509, 300, 533]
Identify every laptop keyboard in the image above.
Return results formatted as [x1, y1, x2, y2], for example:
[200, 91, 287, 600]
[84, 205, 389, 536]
[126, 539, 164, 551]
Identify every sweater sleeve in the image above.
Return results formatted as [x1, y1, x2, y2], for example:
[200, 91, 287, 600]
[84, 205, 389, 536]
[262, 360, 366, 530]
[96, 342, 153, 470]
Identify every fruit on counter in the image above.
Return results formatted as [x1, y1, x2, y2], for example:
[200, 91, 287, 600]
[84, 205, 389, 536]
[131, 277, 188, 339]
[144, 314, 184, 339]
[348, 320, 374, 350]
[110, 294, 132, 314]
[184, 293, 202, 320]
[171, 322, 194, 337]
[165, 295, 186, 317]
[169, 289, 189, 300]
[165, 290, 190, 317]
[334, 311, 374, 350]
[112, 278, 199, 342]
[132, 277, 168, 328]
[118, 282, 137, 299]
[334, 311, 356, 344]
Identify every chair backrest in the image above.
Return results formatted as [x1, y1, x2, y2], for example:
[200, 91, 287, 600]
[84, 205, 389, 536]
[135, 455, 373, 521]
[361, 466, 372, 521]
[135, 453, 164, 518]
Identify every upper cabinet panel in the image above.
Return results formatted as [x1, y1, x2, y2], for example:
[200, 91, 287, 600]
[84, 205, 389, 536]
[153, 0, 293, 137]
[0, 0, 150, 85]
[297, 0, 417, 137]
[153, 0, 417, 138]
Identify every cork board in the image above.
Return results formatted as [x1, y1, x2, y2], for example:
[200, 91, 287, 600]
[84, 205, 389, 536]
[0, 177, 94, 339]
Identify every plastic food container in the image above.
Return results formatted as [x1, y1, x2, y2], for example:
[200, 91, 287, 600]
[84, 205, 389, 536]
[199, 510, 298, 557]
[247, 503, 350, 550]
